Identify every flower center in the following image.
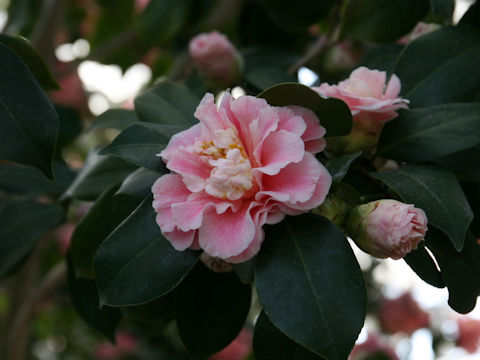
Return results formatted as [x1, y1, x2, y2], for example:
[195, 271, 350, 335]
[193, 128, 253, 200]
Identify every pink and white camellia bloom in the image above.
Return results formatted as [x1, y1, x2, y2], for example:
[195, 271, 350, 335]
[346, 199, 428, 260]
[189, 31, 243, 88]
[314, 66, 409, 123]
[151, 92, 332, 263]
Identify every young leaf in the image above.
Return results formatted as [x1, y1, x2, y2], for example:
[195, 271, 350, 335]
[254, 311, 323, 360]
[95, 197, 200, 306]
[378, 103, 480, 162]
[87, 108, 139, 131]
[372, 164, 473, 251]
[0, 199, 64, 278]
[256, 214, 366, 359]
[62, 149, 137, 201]
[393, 25, 480, 107]
[258, 83, 353, 137]
[134, 80, 199, 126]
[99, 123, 183, 172]
[0, 43, 58, 179]
[176, 263, 252, 358]
[70, 184, 141, 279]
[340, 0, 430, 43]
[0, 34, 59, 90]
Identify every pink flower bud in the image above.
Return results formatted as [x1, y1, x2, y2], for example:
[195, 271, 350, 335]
[189, 31, 243, 89]
[210, 328, 252, 360]
[346, 199, 428, 260]
[378, 292, 429, 335]
[314, 67, 409, 153]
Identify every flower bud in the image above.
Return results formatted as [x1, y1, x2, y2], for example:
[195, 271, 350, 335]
[200, 252, 233, 273]
[313, 192, 353, 228]
[345, 199, 428, 260]
[189, 31, 243, 89]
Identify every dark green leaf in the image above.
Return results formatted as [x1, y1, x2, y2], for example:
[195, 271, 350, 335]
[95, 197, 200, 306]
[62, 149, 137, 201]
[430, 0, 455, 24]
[403, 242, 444, 288]
[122, 291, 176, 323]
[393, 25, 480, 107]
[358, 44, 404, 75]
[136, 0, 193, 45]
[0, 200, 64, 278]
[55, 106, 83, 154]
[0, 163, 62, 196]
[261, 0, 334, 32]
[116, 167, 161, 199]
[340, 0, 430, 43]
[372, 165, 473, 251]
[134, 80, 199, 126]
[0, 43, 58, 179]
[378, 103, 480, 162]
[459, 1, 480, 28]
[256, 215, 366, 359]
[254, 311, 323, 360]
[67, 256, 121, 341]
[324, 151, 362, 181]
[258, 83, 353, 137]
[0, 34, 59, 90]
[99, 122, 182, 172]
[432, 145, 480, 181]
[176, 263, 251, 358]
[426, 228, 480, 313]
[70, 184, 141, 279]
[88, 108, 139, 131]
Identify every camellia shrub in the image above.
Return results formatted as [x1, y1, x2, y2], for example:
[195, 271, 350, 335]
[1, 0, 480, 359]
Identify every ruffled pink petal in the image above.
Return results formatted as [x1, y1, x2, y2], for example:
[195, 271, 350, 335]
[194, 93, 229, 135]
[225, 226, 264, 263]
[163, 228, 196, 251]
[171, 192, 233, 232]
[255, 130, 304, 175]
[198, 202, 258, 258]
[384, 74, 402, 99]
[166, 147, 211, 192]
[152, 174, 191, 232]
[288, 105, 327, 154]
[259, 152, 326, 204]
[160, 123, 202, 162]
[276, 107, 306, 136]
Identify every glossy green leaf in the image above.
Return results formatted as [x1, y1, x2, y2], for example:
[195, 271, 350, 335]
[67, 256, 121, 341]
[378, 103, 480, 162]
[115, 167, 161, 199]
[372, 165, 473, 251]
[459, 1, 480, 27]
[176, 263, 252, 358]
[340, 0, 430, 43]
[62, 149, 137, 201]
[426, 229, 480, 313]
[134, 80, 199, 126]
[0, 163, 62, 196]
[0, 34, 59, 90]
[430, 0, 455, 24]
[324, 151, 361, 182]
[432, 145, 480, 181]
[55, 106, 83, 154]
[122, 291, 176, 323]
[0, 200, 64, 278]
[358, 44, 404, 75]
[261, 0, 334, 32]
[136, 0, 192, 45]
[403, 242, 444, 288]
[70, 184, 141, 279]
[0, 43, 58, 179]
[95, 197, 200, 306]
[256, 215, 366, 359]
[88, 108, 139, 131]
[393, 25, 480, 107]
[254, 311, 323, 360]
[99, 123, 183, 172]
[258, 83, 353, 137]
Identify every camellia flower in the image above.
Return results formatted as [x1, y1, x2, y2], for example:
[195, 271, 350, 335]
[378, 292, 430, 335]
[314, 67, 408, 153]
[189, 31, 243, 89]
[152, 92, 331, 263]
[345, 199, 428, 259]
